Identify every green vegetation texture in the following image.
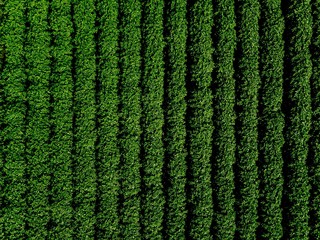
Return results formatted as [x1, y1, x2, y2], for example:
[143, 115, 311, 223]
[0, 0, 318, 239]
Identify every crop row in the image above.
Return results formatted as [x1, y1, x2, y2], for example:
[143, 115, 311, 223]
[0, 0, 319, 239]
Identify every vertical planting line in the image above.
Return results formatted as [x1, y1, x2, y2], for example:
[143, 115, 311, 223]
[212, 0, 236, 239]
[310, 0, 320, 238]
[72, 0, 97, 238]
[258, 0, 285, 239]
[186, 0, 214, 238]
[2, 0, 27, 239]
[48, 0, 73, 239]
[118, 0, 142, 238]
[163, 0, 187, 239]
[0, 1, 4, 237]
[96, 0, 120, 238]
[25, 0, 51, 238]
[0, 0, 4, 71]
[282, 1, 312, 239]
[0, 0, 3, 68]
[140, 0, 165, 239]
[234, 0, 260, 239]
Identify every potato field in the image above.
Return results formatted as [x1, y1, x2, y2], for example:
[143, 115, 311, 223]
[0, 0, 319, 239]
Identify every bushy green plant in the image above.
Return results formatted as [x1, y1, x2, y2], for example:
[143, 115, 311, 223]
[234, 0, 260, 239]
[163, 0, 188, 239]
[72, 0, 97, 238]
[95, 0, 120, 239]
[0, 2, 3, 237]
[25, 0, 51, 238]
[118, 0, 142, 238]
[258, 1, 285, 239]
[310, 0, 320, 238]
[283, 1, 312, 240]
[186, 0, 214, 238]
[2, 1, 27, 239]
[140, 1, 165, 239]
[212, 0, 237, 239]
[48, 0, 73, 239]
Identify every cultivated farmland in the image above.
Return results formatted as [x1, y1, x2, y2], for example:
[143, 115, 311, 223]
[0, 0, 320, 239]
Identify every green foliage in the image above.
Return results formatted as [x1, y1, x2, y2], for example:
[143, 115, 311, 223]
[0, 1, 3, 65]
[234, 0, 260, 239]
[140, 0, 165, 239]
[285, 0, 312, 240]
[0, 2, 4, 237]
[310, 0, 320, 238]
[163, 0, 187, 239]
[186, 0, 214, 238]
[48, 0, 73, 239]
[212, 0, 236, 239]
[0, 1, 319, 239]
[25, 0, 51, 239]
[283, 1, 312, 239]
[72, 0, 97, 239]
[258, 0, 285, 239]
[2, 1, 27, 239]
[118, 0, 142, 238]
[95, 0, 120, 239]
[2, 2, 26, 240]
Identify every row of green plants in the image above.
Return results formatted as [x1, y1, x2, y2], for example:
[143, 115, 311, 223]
[311, 0, 320, 239]
[95, 0, 120, 239]
[258, 0, 285, 239]
[283, 0, 312, 239]
[118, 0, 142, 238]
[2, 0, 27, 239]
[212, 0, 236, 238]
[234, 0, 260, 239]
[0, 0, 319, 239]
[140, 1, 165, 239]
[49, 0, 73, 238]
[186, 0, 214, 238]
[25, 0, 51, 238]
[163, 0, 188, 239]
[72, 0, 97, 238]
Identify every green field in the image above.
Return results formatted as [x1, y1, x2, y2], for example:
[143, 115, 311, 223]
[0, 0, 319, 239]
